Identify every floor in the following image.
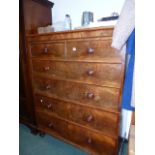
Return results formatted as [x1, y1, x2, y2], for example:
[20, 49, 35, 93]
[19, 123, 128, 155]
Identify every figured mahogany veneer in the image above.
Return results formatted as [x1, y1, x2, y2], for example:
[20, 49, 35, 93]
[36, 109, 117, 155]
[34, 94, 120, 138]
[33, 76, 120, 111]
[32, 60, 122, 88]
[66, 39, 121, 61]
[31, 42, 65, 58]
[27, 26, 125, 155]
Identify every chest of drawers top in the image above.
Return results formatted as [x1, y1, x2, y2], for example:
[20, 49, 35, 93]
[27, 26, 114, 41]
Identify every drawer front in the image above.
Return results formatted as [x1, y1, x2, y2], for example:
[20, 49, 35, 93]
[67, 124, 117, 155]
[35, 94, 119, 137]
[33, 77, 120, 111]
[30, 42, 65, 58]
[66, 39, 122, 61]
[32, 60, 122, 87]
[36, 110, 117, 155]
[36, 110, 69, 139]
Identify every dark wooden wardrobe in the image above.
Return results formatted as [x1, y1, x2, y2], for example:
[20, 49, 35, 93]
[19, 0, 54, 131]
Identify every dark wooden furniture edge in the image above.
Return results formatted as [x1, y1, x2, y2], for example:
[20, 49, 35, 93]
[32, 0, 54, 7]
[20, 116, 39, 135]
[27, 26, 114, 37]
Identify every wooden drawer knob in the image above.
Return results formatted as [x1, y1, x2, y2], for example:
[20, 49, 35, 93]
[48, 122, 54, 128]
[86, 69, 94, 76]
[86, 115, 93, 122]
[44, 47, 48, 53]
[47, 103, 52, 109]
[86, 92, 94, 99]
[44, 66, 50, 71]
[40, 99, 43, 103]
[72, 47, 77, 52]
[45, 85, 51, 90]
[87, 137, 92, 144]
[87, 48, 94, 54]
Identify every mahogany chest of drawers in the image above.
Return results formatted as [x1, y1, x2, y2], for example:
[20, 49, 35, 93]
[27, 26, 125, 155]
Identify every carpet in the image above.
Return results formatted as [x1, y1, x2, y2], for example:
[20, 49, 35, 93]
[19, 123, 128, 155]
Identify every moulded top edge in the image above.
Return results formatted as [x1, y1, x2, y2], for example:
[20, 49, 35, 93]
[26, 26, 114, 38]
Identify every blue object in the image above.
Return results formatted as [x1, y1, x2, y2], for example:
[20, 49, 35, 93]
[121, 29, 135, 111]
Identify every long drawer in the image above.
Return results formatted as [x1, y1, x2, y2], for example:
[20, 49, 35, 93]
[33, 76, 120, 111]
[32, 60, 122, 88]
[36, 109, 118, 155]
[30, 42, 65, 58]
[34, 94, 120, 138]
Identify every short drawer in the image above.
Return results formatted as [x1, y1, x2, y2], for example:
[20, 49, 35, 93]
[32, 60, 122, 87]
[36, 110, 118, 155]
[35, 94, 120, 137]
[66, 39, 122, 62]
[33, 77, 120, 111]
[30, 42, 65, 58]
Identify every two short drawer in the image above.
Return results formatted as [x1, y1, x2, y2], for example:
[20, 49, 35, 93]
[36, 109, 118, 155]
[30, 39, 122, 62]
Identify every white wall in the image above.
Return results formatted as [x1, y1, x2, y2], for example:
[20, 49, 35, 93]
[50, 0, 125, 28]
